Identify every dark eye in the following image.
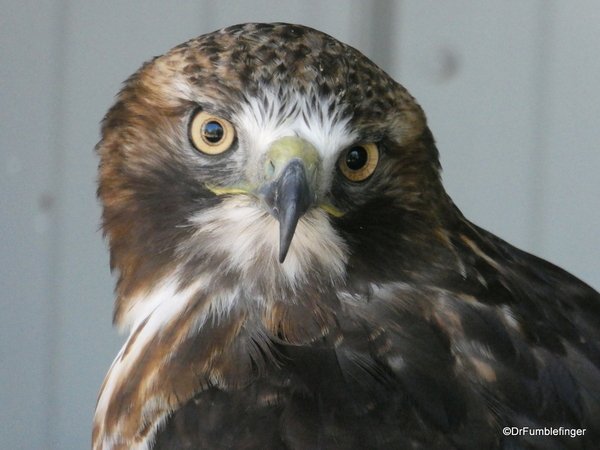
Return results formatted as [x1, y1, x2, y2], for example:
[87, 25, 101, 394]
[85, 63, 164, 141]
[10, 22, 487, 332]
[189, 111, 235, 155]
[203, 121, 224, 143]
[338, 143, 379, 181]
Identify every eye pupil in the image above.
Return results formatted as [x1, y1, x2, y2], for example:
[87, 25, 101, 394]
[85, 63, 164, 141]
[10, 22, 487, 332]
[346, 147, 368, 170]
[203, 121, 224, 143]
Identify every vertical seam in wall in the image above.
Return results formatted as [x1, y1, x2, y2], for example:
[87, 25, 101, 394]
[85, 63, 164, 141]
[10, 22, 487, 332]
[529, 0, 553, 254]
[365, 0, 400, 73]
[46, 0, 69, 448]
[199, 0, 217, 32]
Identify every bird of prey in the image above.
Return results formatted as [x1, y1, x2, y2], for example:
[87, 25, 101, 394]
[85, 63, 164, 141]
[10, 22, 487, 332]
[93, 23, 600, 450]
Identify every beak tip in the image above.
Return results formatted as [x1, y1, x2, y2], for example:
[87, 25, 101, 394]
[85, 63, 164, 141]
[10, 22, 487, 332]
[278, 219, 294, 264]
[278, 249, 288, 264]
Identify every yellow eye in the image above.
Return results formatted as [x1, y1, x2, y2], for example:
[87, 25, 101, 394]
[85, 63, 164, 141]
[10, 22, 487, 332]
[189, 111, 235, 155]
[338, 143, 379, 181]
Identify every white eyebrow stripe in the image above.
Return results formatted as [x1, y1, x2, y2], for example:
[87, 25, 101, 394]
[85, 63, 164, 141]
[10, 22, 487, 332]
[234, 88, 357, 167]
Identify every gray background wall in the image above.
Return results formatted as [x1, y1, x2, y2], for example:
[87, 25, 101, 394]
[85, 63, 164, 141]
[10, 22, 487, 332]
[1, 1, 598, 449]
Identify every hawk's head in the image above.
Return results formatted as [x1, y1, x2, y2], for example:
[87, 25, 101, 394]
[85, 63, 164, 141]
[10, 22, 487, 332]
[98, 23, 449, 331]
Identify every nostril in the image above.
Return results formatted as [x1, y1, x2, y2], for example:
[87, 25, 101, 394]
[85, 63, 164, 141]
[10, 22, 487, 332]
[267, 160, 275, 176]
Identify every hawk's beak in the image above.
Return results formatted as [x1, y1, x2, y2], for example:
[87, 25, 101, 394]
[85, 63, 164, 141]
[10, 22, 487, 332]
[259, 137, 319, 263]
[204, 136, 343, 263]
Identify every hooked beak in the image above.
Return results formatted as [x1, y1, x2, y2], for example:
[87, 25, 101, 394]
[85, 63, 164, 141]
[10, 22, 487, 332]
[260, 157, 313, 262]
[259, 137, 318, 263]
[205, 136, 342, 263]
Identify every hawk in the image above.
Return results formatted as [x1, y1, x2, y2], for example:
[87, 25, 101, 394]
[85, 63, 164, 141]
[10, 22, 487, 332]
[94, 23, 600, 449]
